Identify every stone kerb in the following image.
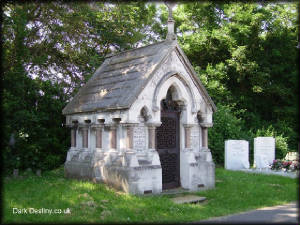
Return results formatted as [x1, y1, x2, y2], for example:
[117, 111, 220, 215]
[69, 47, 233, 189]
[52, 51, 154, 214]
[225, 140, 249, 170]
[254, 137, 275, 169]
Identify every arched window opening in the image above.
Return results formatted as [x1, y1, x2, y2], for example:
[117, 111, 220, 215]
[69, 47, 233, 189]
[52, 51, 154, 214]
[161, 86, 180, 111]
[140, 106, 150, 122]
[197, 111, 204, 123]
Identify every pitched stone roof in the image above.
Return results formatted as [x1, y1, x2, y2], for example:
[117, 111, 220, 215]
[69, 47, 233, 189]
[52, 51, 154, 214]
[62, 40, 216, 115]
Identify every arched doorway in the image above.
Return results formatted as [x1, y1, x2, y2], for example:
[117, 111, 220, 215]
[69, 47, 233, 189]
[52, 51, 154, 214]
[156, 87, 181, 190]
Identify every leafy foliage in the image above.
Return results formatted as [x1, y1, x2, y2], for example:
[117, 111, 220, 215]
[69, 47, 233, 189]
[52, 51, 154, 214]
[2, 2, 159, 172]
[208, 104, 251, 164]
[176, 2, 299, 154]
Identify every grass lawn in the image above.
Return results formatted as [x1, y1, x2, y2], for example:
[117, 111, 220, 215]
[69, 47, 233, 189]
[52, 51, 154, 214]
[3, 166, 298, 223]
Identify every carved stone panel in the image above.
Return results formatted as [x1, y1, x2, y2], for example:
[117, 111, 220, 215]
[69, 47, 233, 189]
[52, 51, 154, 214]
[133, 125, 147, 151]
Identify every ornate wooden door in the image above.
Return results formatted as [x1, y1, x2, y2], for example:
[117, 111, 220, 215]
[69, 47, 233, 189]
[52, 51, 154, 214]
[156, 110, 180, 190]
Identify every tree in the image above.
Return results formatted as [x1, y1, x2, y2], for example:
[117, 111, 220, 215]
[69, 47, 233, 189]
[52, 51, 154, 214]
[2, 1, 160, 172]
[175, 2, 299, 151]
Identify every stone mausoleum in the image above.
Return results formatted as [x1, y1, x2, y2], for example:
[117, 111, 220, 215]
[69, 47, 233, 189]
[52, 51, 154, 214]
[62, 4, 216, 194]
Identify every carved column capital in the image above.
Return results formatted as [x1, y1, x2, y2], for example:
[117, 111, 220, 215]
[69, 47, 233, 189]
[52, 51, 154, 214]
[146, 122, 161, 128]
[105, 123, 118, 130]
[91, 124, 104, 129]
[200, 122, 213, 128]
[177, 101, 187, 111]
[121, 122, 139, 127]
[78, 123, 90, 131]
[183, 123, 194, 128]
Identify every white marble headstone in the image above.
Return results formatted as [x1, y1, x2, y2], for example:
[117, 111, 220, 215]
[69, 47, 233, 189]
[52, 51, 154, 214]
[254, 137, 275, 169]
[225, 140, 249, 170]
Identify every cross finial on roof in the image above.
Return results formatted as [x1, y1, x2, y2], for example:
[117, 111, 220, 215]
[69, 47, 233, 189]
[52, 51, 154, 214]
[164, 1, 177, 41]
[166, 1, 175, 19]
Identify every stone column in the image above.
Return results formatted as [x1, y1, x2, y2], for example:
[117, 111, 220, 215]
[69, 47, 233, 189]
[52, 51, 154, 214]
[183, 124, 193, 149]
[95, 126, 103, 149]
[109, 125, 117, 149]
[67, 123, 78, 148]
[126, 126, 134, 150]
[148, 126, 156, 149]
[147, 123, 161, 150]
[122, 123, 138, 152]
[82, 127, 89, 148]
[200, 123, 213, 149]
[71, 127, 77, 147]
[202, 127, 208, 148]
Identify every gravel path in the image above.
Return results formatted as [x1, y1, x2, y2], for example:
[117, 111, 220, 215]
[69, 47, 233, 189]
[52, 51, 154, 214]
[195, 202, 299, 224]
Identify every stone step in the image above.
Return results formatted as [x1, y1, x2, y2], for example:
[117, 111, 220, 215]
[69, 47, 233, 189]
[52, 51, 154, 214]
[161, 187, 190, 195]
[171, 195, 207, 204]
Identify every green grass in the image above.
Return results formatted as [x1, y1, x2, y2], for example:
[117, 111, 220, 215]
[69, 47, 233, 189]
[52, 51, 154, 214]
[3, 166, 298, 223]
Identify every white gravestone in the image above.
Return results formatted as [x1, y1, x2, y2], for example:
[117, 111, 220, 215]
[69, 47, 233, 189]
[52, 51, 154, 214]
[225, 140, 249, 170]
[254, 137, 275, 169]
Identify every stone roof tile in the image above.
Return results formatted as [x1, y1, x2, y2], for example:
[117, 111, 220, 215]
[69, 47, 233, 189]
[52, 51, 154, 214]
[62, 40, 217, 115]
[62, 41, 171, 115]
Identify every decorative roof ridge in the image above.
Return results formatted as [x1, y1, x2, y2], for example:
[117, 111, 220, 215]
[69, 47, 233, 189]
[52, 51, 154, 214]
[172, 43, 217, 112]
[105, 40, 169, 59]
